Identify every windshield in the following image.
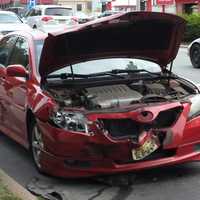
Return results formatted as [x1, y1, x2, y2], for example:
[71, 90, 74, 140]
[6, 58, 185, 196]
[49, 58, 161, 76]
[45, 8, 73, 16]
[0, 13, 22, 23]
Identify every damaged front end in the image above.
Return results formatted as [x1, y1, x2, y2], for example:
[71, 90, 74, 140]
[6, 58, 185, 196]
[31, 12, 200, 177]
[31, 69, 199, 178]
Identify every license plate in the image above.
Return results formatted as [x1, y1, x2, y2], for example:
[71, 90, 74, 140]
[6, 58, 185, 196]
[58, 20, 67, 24]
[132, 138, 159, 160]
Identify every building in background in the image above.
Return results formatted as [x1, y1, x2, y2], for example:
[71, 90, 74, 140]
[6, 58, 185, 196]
[176, 0, 200, 14]
[20, 0, 54, 6]
[56, 0, 92, 12]
[112, 0, 137, 11]
[1, 0, 199, 14]
[152, 0, 176, 14]
[0, 0, 13, 9]
[9, 0, 92, 12]
[149, 0, 199, 14]
[92, 0, 101, 12]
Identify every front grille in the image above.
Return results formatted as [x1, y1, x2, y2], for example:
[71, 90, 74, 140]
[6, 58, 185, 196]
[152, 106, 183, 128]
[101, 106, 183, 139]
[102, 118, 140, 140]
[115, 148, 176, 165]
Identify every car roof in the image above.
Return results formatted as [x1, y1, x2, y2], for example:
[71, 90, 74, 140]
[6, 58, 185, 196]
[34, 4, 72, 9]
[0, 10, 18, 15]
[6, 7, 24, 9]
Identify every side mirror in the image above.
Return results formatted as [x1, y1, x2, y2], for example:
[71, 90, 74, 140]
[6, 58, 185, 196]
[6, 65, 29, 78]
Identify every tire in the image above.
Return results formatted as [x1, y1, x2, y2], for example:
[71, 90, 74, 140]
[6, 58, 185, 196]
[190, 43, 200, 68]
[29, 119, 45, 173]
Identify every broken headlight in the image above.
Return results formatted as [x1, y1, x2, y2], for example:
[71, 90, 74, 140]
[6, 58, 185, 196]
[50, 110, 89, 133]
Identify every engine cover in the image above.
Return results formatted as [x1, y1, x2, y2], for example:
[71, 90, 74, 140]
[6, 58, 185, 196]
[86, 84, 142, 109]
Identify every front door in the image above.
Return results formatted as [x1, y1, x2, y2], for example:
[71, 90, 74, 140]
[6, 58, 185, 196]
[0, 36, 17, 129]
[3, 37, 30, 144]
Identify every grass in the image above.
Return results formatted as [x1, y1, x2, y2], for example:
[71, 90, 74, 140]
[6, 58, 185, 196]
[0, 179, 43, 200]
[0, 180, 22, 200]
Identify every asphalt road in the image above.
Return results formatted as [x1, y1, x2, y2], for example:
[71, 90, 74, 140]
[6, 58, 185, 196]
[173, 47, 200, 83]
[1, 47, 200, 200]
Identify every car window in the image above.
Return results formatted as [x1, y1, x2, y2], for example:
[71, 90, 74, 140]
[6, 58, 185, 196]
[24, 10, 31, 17]
[34, 9, 41, 16]
[0, 13, 22, 23]
[0, 36, 17, 67]
[27, 9, 41, 17]
[45, 7, 73, 16]
[8, 37, 29, 69]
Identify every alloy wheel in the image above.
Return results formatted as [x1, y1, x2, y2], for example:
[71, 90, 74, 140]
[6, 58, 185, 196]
[32, 125, 44, 169]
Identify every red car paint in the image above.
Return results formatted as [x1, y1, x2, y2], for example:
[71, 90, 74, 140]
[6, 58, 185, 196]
[0, 12, 200, 178]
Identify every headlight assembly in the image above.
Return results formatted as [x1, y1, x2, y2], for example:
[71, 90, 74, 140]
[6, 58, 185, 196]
[188, 95, 200, 119]
[50, 110, 90, 133]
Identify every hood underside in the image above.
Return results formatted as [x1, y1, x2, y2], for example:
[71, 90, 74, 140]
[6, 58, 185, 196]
[39, 12, 186, 77]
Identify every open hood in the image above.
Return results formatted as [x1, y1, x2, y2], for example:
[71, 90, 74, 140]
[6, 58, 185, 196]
[39, 12, 186, 77]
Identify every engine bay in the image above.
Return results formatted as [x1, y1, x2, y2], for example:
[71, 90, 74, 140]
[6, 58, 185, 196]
[46, 78, 196, 110]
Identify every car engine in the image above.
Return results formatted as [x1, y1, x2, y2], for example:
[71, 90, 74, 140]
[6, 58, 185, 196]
[47, 79, 191, 110]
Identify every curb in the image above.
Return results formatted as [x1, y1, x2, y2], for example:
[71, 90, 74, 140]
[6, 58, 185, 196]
[0, 168, 37, 200]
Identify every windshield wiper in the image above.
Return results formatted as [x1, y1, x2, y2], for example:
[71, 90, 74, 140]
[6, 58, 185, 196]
[88, 69, 160, 78]
[46, 73, 89, 79]
[86, 71, 125, 79]
[110, 69, 160, 76]
[46, 72, 125, 80]
[46, 69, 160, 80]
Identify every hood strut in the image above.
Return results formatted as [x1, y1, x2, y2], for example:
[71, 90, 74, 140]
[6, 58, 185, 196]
[169, 61, 173, 74]
[70, 64, 75, 80]
[167, 61, 174, 86]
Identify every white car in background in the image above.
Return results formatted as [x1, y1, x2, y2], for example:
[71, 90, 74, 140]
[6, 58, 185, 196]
[23, 5, 78, 32]
[188, 38, 200, 68]
[0, 11, 32, 37]
[75, 12, 93, 24]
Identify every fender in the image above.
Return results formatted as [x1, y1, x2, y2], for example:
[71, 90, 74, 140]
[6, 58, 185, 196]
[27, 84, 55, 121]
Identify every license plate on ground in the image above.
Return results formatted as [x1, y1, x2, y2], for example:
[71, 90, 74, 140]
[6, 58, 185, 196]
[132, 138, 159, 160]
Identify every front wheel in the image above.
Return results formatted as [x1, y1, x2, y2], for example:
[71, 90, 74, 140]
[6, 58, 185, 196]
[190, 43, 200, 68]
[30, 121, 44, 171]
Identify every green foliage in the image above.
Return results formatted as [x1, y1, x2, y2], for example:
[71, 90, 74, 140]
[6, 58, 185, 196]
[180, 14, 200, 42]
[0, 181, 21, 200]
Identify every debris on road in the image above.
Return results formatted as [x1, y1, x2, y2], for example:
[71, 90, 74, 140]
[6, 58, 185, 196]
[27, 177, 66, 200]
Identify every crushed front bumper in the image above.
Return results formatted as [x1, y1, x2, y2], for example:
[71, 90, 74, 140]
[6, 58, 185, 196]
[39, 141, 200, 178]
[36, 101, 200, 178]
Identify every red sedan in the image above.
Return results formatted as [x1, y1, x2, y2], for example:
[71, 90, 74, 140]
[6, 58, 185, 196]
[0, 12, 200, 178]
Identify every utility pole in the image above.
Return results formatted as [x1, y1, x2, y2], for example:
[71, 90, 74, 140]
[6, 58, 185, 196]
[137, 0, 140, 10]
[162, 4, 165, 12]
